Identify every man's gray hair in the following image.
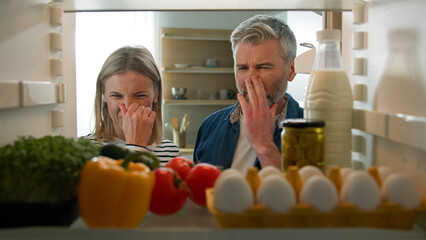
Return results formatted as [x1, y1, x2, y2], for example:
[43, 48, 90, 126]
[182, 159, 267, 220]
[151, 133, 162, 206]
[231, 14, 297, 65]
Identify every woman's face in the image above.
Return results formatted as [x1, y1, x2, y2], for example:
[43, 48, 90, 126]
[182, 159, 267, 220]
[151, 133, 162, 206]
[103, 70, 158, 136]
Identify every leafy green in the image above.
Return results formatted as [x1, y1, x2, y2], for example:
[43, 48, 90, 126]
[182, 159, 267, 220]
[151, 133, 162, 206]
[0, 136, 100, 203]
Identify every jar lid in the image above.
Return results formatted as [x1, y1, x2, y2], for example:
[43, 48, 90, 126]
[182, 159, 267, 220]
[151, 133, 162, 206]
[282, 119, 325, 128]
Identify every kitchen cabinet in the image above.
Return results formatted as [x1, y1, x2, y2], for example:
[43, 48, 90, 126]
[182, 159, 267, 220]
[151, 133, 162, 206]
[161, 28, 238, 152]
[161, 27, 236, 101]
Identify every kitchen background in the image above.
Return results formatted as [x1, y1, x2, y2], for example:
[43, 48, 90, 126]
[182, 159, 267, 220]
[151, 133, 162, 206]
[74, 11, 322, 155]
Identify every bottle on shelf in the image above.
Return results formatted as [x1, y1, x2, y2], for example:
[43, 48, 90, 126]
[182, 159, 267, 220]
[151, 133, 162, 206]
[304, 29, 353, 169]
[374, 29, 425, 117]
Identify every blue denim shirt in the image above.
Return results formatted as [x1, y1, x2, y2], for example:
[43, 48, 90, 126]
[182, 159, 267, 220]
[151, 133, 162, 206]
[193, 93, 303, 169]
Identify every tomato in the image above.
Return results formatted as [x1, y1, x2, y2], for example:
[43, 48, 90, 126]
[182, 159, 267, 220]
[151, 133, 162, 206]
[149, 167, 188, 215]
[165, 157, 193, 181]
[186, 163, 221, 207]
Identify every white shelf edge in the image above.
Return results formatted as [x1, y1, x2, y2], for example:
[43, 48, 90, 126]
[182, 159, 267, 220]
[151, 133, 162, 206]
[353, 109, 426, 152]
[0, 80, 66, 110]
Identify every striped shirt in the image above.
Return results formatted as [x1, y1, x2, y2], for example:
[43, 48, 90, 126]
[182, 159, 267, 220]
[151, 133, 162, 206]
[86, 134, 181, 166]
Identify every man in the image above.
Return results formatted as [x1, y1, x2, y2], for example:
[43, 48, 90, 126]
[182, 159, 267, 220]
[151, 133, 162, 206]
[193, 15, 303, 173]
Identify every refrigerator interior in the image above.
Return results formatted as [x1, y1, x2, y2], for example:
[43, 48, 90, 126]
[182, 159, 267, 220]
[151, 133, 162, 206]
[0, 0, 425, 234]
[0, 0, 77, 145]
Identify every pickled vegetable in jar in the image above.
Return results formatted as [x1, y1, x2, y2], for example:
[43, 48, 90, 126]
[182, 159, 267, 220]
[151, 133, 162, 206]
[281, 119, 325, 172]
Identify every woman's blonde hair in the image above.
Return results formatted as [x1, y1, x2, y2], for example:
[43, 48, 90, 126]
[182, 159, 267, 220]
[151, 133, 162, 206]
[93, 46, 162, 145]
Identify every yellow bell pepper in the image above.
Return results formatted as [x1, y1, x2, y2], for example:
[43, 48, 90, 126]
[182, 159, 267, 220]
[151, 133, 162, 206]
[78, 156, 155, 228]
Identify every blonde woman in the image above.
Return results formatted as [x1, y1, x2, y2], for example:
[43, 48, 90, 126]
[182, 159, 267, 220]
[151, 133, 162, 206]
[87, 46, 180, 166]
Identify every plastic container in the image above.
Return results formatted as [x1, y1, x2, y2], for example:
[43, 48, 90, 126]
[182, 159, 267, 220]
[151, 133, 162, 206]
[304, 29, 353, 169]
[0, 199, 79, 228]
[281, 119, 325, 172]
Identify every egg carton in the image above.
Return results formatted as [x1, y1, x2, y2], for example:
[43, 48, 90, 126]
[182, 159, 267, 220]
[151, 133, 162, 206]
[206, 188, 425, 229]
[205, 166, 426, 229]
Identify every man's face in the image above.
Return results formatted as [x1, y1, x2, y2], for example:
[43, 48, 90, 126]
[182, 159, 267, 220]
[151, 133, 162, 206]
[234, 39, 295, 106]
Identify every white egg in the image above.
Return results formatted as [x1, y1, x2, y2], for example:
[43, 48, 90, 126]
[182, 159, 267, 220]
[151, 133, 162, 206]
[213, 170, 253, 214]
[214, 168, 241, 191]
[340, 171, 381, 211]
[339, 167, 353, 183]
[381, 173, 421, 209]
[256, 174, 296, 213]
[258, 165, 282, 182]
[300, 175, 339, 212]
[377, 166, 395, 182]
[298, 165, 323, 184]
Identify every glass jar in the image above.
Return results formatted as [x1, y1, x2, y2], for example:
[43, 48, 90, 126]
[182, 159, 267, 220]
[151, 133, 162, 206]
[281, 119, 325, 172]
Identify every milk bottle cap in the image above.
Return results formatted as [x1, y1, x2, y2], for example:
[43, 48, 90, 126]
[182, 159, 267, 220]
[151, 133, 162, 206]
[317, 30, 341, 41]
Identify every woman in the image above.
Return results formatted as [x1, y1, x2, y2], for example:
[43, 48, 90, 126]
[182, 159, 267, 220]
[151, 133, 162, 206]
[87, 46, 180, 166]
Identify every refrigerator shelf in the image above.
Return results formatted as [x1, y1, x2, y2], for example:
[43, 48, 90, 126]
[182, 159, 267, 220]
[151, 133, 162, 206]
[353, 109, 426, 152]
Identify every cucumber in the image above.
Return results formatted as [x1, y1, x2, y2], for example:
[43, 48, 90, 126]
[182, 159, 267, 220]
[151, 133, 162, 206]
[125, 152, 160, 170]
[101, 144, 130, 160]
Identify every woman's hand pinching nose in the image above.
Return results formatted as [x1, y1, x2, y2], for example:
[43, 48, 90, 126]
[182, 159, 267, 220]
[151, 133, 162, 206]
[119, 103, 128, 114]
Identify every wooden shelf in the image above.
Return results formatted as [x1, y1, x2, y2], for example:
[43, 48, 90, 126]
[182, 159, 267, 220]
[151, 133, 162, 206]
[162, 34, 229, 41]
[162, 28, 237, 148]
[161, 28, 232, 41]
[163, 99, 237, 106]
[164, 67, 233, 74]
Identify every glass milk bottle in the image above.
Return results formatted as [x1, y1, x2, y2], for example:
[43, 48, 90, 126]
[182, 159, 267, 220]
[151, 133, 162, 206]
[304, 29, 353, 169]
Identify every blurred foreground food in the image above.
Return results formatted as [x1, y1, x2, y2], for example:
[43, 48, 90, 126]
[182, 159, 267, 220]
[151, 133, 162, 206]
[0, 135, 100, 203]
